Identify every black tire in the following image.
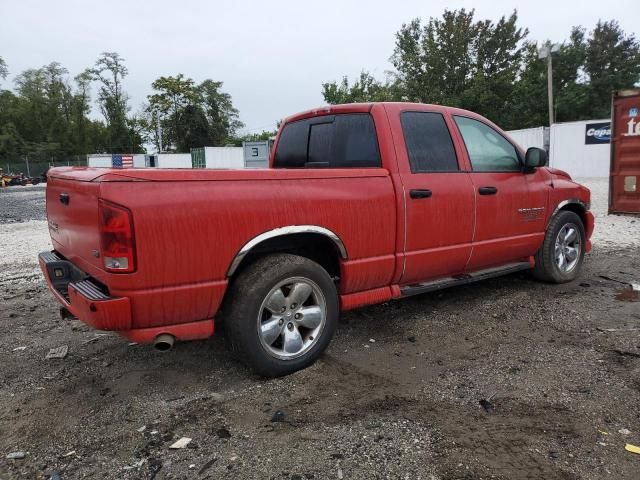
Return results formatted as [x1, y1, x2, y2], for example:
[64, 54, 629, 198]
[223, 254, 338, 377]
[532, 210, 586, 283]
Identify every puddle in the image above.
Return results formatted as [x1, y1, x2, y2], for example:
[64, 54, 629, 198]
[615, 284, 640, 302]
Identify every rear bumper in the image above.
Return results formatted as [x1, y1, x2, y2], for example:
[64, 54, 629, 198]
[39, 251, 214, 342]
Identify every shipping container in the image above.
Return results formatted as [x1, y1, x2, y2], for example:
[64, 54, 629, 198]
[155, 153, 193, 169]
[190, 147, 244, 169]
[505, 126, 548, 152]
[610, 89, 640, 214]
[86, 154, 113, 168]
[549, 119, 611, 178]
[243, 140, 271, 168]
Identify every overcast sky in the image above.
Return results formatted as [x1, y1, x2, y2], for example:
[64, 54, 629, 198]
[2, 0, 639, 133]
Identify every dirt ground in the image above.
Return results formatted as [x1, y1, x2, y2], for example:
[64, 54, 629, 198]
[1, 181, 639, 479]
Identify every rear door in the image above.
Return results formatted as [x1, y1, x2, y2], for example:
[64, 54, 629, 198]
[392, 109, 475, 284]
[451, 115, 548, 271]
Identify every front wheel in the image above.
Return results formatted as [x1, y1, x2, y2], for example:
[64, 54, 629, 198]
[532, 210, 586, 283]
[223, 254, 338, 377]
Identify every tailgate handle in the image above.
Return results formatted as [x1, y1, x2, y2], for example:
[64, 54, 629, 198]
[59, 193, 70, 205]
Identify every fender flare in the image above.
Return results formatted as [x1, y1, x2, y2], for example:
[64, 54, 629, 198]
[226, 225, 348, 277]
[547, 199, 588, 229]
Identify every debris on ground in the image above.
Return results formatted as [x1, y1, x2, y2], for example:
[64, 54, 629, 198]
[123, 459, 146, 470]
[6, 451, 26, 460]
[271, 410, 286, 422]
[169, 437, 192, 449]
[479, 399, 494, 413]
[45, 345, 68, 359]
[12, 346, 27, 351]
[198, 458, 217, 475]
[625, 444, 640, 455]
[618, 428, 631, 435]
[61, 450, 75, 457]
[216, 427, 232, 439]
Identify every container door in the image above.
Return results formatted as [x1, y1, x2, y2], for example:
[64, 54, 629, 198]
[610, 90, 640, 214]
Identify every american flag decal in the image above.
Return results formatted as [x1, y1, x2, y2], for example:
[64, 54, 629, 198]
[112, 154, 134, 169]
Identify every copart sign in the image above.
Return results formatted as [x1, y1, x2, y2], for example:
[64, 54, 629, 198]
[585, 122, 611, 145]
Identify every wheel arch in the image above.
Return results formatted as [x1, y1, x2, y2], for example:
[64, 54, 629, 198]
[548, 199, 588, 229]
[226, 226, 348, 279]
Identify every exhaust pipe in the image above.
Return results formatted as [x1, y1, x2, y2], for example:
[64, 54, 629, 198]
[153, 334, 175, 352]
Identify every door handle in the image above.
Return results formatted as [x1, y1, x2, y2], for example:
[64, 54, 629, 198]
[410, 189, 432, 199]
[59, 193, 70, 205]
[478, 186, 498, 195]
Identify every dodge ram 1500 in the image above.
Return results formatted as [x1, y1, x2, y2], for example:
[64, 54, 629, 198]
[40, 103, 594, 376]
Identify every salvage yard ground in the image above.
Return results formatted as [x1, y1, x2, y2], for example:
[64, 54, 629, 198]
[1, 179, 639, 479]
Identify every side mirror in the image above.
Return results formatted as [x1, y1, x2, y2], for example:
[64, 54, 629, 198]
[524, 147, 548, 172]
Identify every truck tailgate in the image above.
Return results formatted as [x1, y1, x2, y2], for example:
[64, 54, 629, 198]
[46, 175, 104, 274]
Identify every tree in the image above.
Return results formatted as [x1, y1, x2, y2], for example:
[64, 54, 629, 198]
[198, 79, 244, 145]
[0, 56, 8, 82]
[91, 52, 134, 152]
[147, 74, 200, 150]
[322, 71, 402, 104]
[390, 9, 527, 127]
[584, 20, 640, 118]
[176, 104, 210, 152]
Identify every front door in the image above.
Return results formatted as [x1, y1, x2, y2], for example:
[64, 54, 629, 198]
[451, 115, 548, 271]
[394, 110, 476, 284]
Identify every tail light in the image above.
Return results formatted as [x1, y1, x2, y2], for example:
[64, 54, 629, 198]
[98, 199, 136, 273]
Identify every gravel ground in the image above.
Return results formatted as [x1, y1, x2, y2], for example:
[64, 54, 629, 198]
[0, 179, 639, 479]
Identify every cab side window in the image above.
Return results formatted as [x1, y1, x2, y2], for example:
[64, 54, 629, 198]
[401, 112, 459, 172]
[454, 116, 520, 172]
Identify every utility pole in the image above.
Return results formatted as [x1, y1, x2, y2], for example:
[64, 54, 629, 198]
[547, 54, 554, 126]
[539, 43, 560, 126]
[157, 115, 163, 153]
[25, 155, 30, 177]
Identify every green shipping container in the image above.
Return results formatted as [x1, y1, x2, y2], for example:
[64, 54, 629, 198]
[191, 147, 206, 168]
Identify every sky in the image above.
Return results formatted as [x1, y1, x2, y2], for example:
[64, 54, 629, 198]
[2, 0, 639, 134]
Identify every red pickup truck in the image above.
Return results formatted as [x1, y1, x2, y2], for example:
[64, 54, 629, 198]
[40, 103, 594, 376]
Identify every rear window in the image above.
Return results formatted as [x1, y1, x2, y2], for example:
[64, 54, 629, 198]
[273, 113, 380, 168]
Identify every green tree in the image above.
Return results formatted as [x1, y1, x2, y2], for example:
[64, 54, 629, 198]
[147, 74, 200, 150]
[198, 79, 244, 145]
[0, 56, 8, 81]
[91, 52, 135, 152]
[390, 9, 527, 127]
[322, 71, 401, 104]
[584, 20, 640, 118]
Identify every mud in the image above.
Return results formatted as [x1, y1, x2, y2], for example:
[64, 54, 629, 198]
[2, 183, 640, 479]
[1, 247, 639, 479]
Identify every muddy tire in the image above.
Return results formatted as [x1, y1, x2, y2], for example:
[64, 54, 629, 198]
[223, 254, 338, 377]
[532, 211, 586, 283]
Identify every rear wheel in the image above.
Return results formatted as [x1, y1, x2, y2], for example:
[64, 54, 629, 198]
[224, 254, 338, 377]
[532, 211, 585, 283]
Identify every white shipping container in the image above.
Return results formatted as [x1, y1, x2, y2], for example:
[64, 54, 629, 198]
[549, 119, 610, 178]
[133, 154, 146, 168]
[505, 127, 547, 151]
[87, 154, 113, 168]
[204, 147, 244, 169]
[156, 153, 193, 169]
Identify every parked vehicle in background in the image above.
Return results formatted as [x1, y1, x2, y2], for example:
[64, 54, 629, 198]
[39, 103, 594, 377]
[610, 88, 640, 214]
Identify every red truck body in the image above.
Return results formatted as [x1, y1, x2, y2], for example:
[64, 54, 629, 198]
[40, 102, 594, 358]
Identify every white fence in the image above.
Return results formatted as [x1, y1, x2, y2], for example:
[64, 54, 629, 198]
[507, 119, 610, 178]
